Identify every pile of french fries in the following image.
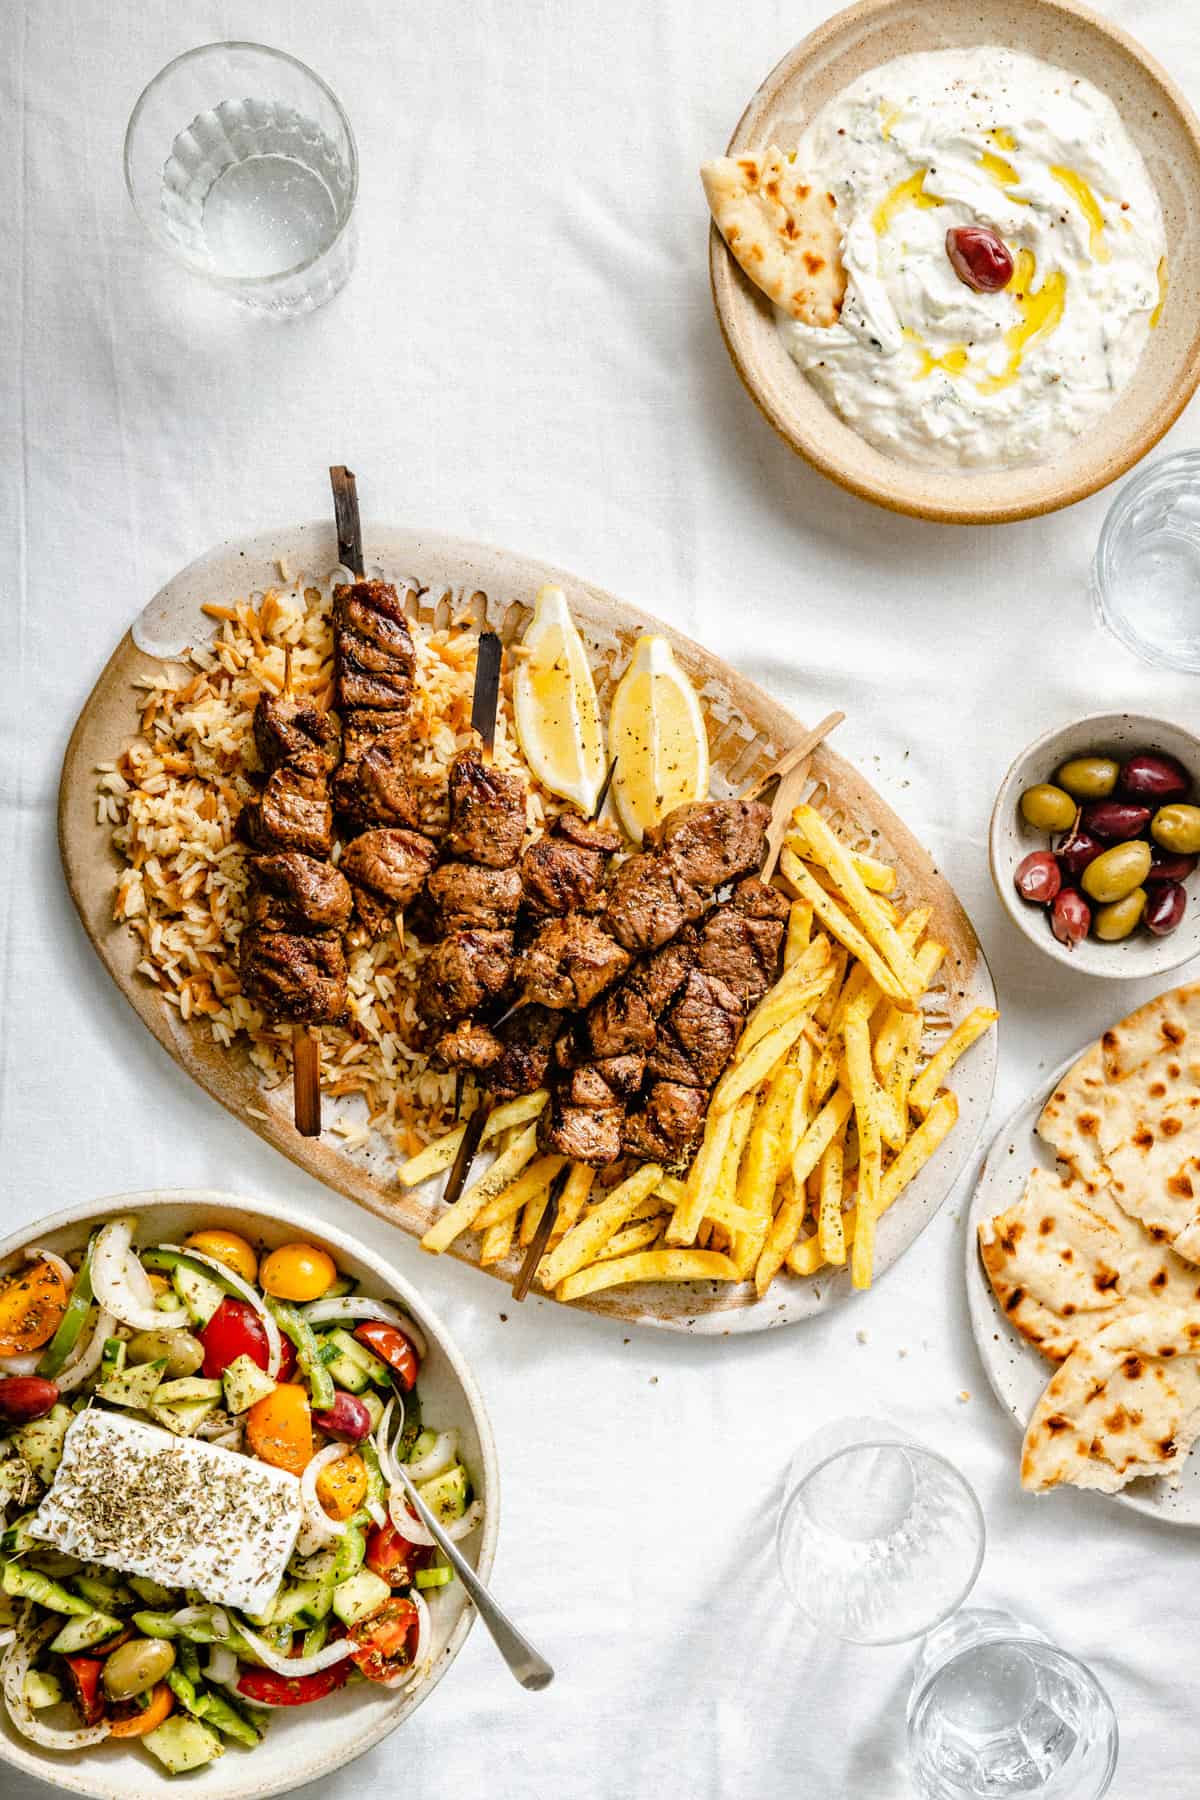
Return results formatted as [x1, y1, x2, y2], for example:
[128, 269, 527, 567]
[401, 803, 997, 1305]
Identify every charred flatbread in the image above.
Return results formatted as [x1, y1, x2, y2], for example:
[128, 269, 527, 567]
[701, 145, 847, 326]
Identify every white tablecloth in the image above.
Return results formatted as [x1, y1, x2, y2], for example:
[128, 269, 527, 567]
[4, 1, 1200, 1794]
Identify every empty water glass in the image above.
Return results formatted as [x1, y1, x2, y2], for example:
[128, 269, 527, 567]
[775, 1418, 985, 1646]
[1092, 450, 1200, 672]
[124, 42, 358, 314]
[907, 1609, 1119, 1799]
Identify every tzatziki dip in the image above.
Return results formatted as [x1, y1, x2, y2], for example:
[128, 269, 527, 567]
[777, 47, 1166, 469]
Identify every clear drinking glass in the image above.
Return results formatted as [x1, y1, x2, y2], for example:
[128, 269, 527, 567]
[907, 1608, 1119, 1800]
[1092, 450, 1200, 672]
[124, 42, 358, 315]
[775, 1418, 985, 1646]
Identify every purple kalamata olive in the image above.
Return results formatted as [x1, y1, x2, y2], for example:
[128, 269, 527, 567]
[1014, 851, 1061, 906]
[945, 225, 1014, 293]
[1051, 887, 1091, 949]
[1144, 880, 1187, 937]
[1148, 846, 1198, 884]
[1081, 799, 1153, 842]
[1056, 828, 1105, 879]
[0, 1375, 60, 1422]
[1119, 751, 1190, 804]
[312, 1391, 372, 1442]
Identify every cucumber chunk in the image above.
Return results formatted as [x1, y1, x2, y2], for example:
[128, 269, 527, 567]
[331, 1567, 391, 1627]
[142, 1714, 224, 1774]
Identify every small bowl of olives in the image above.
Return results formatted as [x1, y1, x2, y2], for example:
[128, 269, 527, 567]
[989, 713, 1200, 979]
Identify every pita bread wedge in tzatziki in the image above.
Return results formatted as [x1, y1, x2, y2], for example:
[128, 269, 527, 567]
[701, 145, 847, 327]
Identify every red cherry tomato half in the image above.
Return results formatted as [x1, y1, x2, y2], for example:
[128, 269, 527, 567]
[354, 1321, 419, 1391]
[236, 1661, 352, 1707]
[350, 1597, 420, 1684]
[365, 1520, 420, 1583]
[64, 1656, 105, 1726]
[201, 1298, 295, 1381]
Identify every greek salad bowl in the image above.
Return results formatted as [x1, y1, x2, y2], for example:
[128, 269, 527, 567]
[0, 1190, 499, 1800]
[709, 0, 1200, 523]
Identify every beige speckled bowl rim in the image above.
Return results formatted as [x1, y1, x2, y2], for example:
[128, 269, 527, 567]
[709, 0, 1200, 524]
[0, 1190, 500, 1800]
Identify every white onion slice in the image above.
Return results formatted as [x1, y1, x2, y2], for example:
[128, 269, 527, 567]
[299, 1444, 350, 1543]
[0, 1629, 14, 1650]
[300, 1296, 427, 1360]
[1, 1610, 111, 1749]
[405, 1429, 459, 1485]
[152, 1243, 282, 1377]
[440, 1496, 485, 1542]
[365, 1497, 388, 1529]
[54, 1308, 115, 1395]
[0, 1352, 41, 1377]
[373, 1396, 404, 1486]
[233, 1620, 355, 1677]
[205, 1645, 238, 1687]
[23, 1247, 74, 1289]
[92, 1220, 187, 1334]
[386, 1483, 436, 1549]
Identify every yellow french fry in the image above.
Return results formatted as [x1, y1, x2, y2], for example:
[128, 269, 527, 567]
[556, 1249, 739, 1304]
[420, 1122, 541, 1254]
[737, 939, 831, 1051]
[791, 808, 928, 998]
[540, 1163, 665, 1287]
[844, 1009, 883, 1291]
[549, 1163, 596, 1244]
[909, 1008, 999, 1117]
[791, 1084, 852, 1191]
[784, 899, 813, 966]
[881, 1091, 958, 1208]
[713, 999, 825, 1116]
[816, 1131, 846, 1266]
[472, 1155, 567, 1231]
[479, 1214, 515, 1266]
[787, 825, 898, 895]
[780, 852, 914, 1010]
[666, 1107, 735, 1246]
[597, 1218, 664, 1261]
[754, 1179, 808, 1296]
[786, 1232, 829, 1277]
[880, 1011, 923, 1150]
[520, 1191, 549, 1247]
[398, 1089, 549, 1187]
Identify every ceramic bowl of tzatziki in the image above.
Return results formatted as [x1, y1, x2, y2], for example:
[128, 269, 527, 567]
[709, 0, 1200, 523]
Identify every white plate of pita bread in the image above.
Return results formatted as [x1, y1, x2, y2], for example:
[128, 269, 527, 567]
[966, 984, 1200, 1526]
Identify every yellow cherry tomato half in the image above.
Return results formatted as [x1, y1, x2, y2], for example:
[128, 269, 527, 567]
[259, 1242, 337, 1304]
[315, 1451, 368, 1522]
[184, 1229, 258, 1286]
[245, 1383, 313, 1476]
[0, 1260, 69, 1355]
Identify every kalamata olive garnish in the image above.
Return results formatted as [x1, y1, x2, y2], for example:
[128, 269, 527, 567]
[1148, 846, 1198, 884]
[1119, 751, 1190, 804]
[1081, 799, 1153, 842]
[1056, 826, 1105, 879]
[312, 1391, 372, 1442]
[1145, 880, 1188, 937]
[1014, 851, 1061, 906]
[945, 224, 1014, 293]
[0, 1375, 60, 1422]
[1051, 887, 1091, 948]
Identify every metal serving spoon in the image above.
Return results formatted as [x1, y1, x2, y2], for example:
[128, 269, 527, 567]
[386, 1415, 554, 1691]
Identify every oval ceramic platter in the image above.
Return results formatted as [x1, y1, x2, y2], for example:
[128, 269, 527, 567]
[59, 522, 996, 1333]
[966, 1053, 1200, 1527]
[708, 0, 1200, 523]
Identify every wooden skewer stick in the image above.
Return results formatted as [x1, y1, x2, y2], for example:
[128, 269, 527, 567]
[330, 465, 365, 577]
[512, 1165, 570, 1302]
[748, 710, 845, 882]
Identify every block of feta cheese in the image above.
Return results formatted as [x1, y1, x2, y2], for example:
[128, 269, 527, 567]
[30, 1410, 301, 1615]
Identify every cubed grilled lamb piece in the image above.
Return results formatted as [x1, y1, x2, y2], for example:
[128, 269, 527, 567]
[647, 798, 771, 893]
[253, 693, 340, 774]
[604, 854, 705, 954]
[248, 852, 353, 934]
[637, 935, 697, 1015]
[487, 1004, 559, 1100]
[540, 1095, 624, 1165]
[695, 876, 790, 1006]
[240, 755, 334, 859]
[432, 1018, 504, 1072]
[418, 930, 514, 1021]
[333, 581, 416, 709]
[585, 983, 657, 1059]
[562, 1065, 623, 1110]
[447, 749, 526, 869]
[555, 815, 622, 854]
[520, 832, 608, 917]
[427, 863, 524, 932]
[623, 1081, 708, 1166]
[339, 828, 438, 905]
[647, 968, 743, 1089]
[333, 733, 420, 831]
[239, 927, 347, 1024]
[515, 916, 632, 1010]
[341, 707, 415, 764]
[593, 1052, 645, 1098]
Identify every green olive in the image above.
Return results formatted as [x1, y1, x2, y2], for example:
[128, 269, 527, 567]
[1055, 756, 1120, 799]
[1093, 888, 1147, 942]
[1019, 784, 1076, 832]
[1081, 840, 1152, 904]
[1151, 803, 1200, 856]
[126, 1327, 204, 1378]
[102, 1636, 175, 1702]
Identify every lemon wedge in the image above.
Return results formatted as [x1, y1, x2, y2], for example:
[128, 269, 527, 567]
[512, 585, 607, 814]
[609, 634, 710, 844]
